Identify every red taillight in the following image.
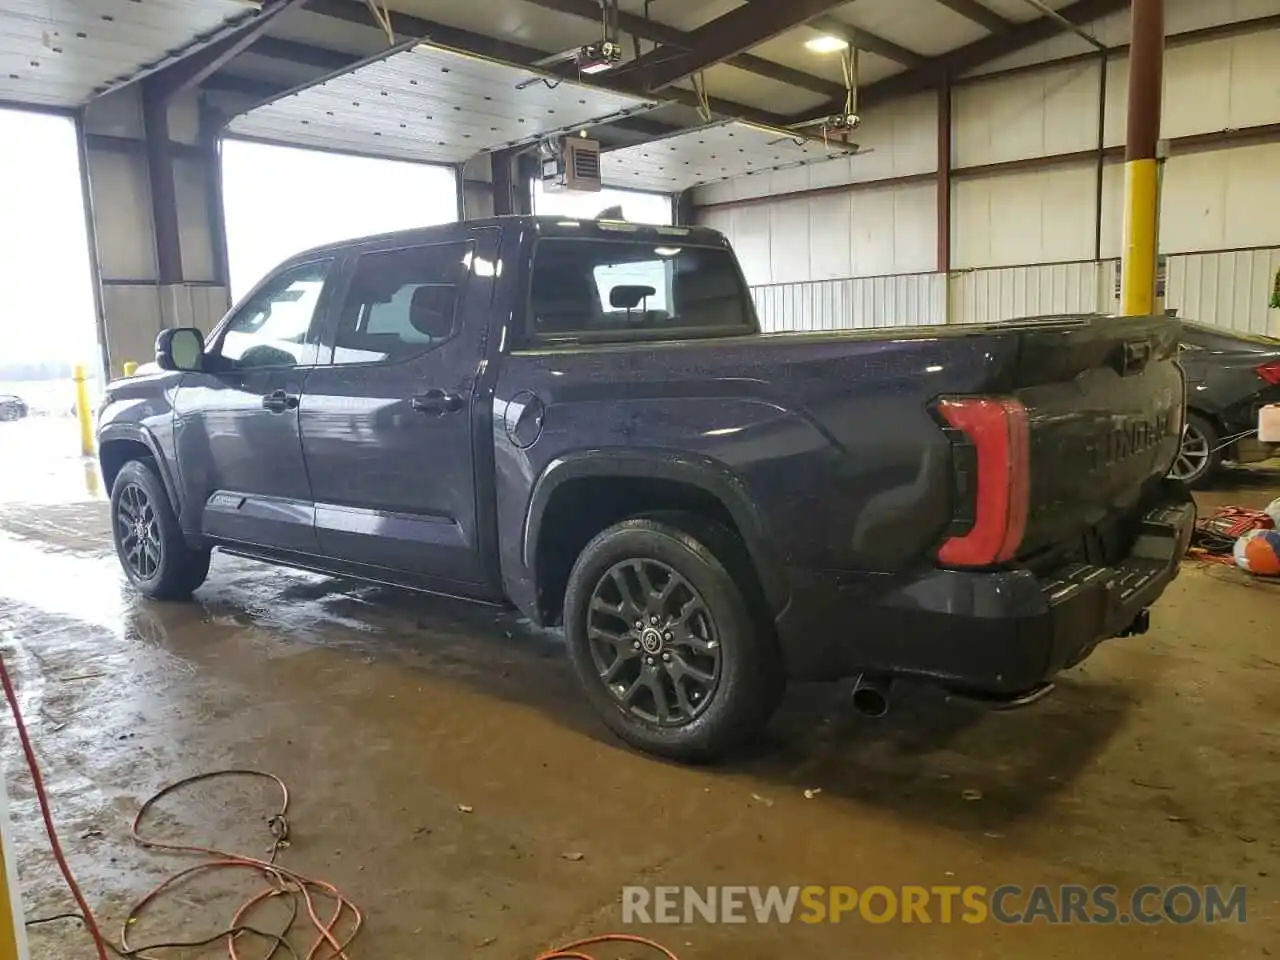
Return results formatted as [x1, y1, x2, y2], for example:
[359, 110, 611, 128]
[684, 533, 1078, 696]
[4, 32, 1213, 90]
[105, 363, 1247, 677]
[1256, 361, 1280, 386]
[936, 397, 1030, 567]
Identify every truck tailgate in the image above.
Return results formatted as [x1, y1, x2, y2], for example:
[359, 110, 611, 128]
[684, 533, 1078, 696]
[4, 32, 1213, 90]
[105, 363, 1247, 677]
[1002, 316, 1184, 561]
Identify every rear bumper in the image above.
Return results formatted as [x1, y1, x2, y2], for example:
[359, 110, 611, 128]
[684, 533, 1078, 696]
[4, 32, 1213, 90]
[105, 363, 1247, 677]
[774, 498, 1196, 693]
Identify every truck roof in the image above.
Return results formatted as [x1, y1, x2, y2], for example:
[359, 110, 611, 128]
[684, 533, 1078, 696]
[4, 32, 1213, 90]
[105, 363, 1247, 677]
[286, 216, 730, 265]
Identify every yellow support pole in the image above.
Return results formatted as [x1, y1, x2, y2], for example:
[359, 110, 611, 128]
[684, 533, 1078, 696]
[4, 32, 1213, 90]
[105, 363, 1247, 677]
[1119, 0, 1164, 317]
[73, 364, 94, 458]
[1120, 158, 1160, 316]
[0, 770, 30, 960]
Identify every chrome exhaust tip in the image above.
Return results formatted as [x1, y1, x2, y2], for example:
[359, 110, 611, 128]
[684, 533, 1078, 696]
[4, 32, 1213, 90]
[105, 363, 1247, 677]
[852, 673, 892, 718]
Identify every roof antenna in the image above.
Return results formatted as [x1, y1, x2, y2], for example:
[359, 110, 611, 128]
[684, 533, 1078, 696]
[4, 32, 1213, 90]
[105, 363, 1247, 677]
[596, 204, 625, 220]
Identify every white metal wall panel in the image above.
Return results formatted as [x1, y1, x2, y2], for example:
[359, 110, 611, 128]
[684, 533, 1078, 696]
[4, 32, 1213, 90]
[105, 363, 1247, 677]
[100, 285, 162, 374]
[86, 149, 156, 280]
[750, 273, 947, 333]
[973, 0, 1280, 77]
[1105, 29, 1280, 146]
[1165, 250, 1280, 335]
[174, 157, 216, 284]
[1095, 250, 1280, 335]
[950, 261, 1104, 326]
[704, 182, 936, 287]
[1162, 143, 1280, 254]
[1102, 143, 1280, 260]
[693, 92, 937, 206]
[954, 60, 1100, 167]
[952, 161, 1096, 268]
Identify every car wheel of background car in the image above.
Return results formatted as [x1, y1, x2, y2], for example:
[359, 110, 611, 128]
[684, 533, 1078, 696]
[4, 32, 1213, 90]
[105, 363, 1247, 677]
[563, 516, 784, 762]
[1169, 412, 1223, 488]
[110, 460, 211, 600]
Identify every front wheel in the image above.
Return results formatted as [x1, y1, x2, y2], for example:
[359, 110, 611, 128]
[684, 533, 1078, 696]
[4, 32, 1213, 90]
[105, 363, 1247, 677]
[563, 518, 783, 762]
[110, 460, 211, 600]
[1169, 412, 1222, 488]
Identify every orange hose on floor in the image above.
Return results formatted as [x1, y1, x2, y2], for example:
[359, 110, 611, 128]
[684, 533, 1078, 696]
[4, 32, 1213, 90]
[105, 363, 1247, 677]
[0, 649, 111, 959]
[5, 645, 681, 960]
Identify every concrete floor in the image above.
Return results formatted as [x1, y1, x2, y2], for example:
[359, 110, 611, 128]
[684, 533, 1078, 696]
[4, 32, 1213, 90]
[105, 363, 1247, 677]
[2, 417, 1278, 959]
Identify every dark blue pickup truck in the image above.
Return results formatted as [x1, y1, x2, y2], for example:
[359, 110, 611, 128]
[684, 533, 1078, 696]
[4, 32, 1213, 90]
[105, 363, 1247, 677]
[97, 216, 1194, 760]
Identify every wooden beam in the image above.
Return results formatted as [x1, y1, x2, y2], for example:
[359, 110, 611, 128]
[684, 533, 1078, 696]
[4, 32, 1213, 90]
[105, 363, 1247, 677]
[611, 0, 850, 91]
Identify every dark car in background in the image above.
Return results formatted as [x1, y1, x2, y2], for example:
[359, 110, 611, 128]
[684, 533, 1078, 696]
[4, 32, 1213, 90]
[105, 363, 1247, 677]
[0, 394, 28, 421]
[1173, 321, 1280, 486]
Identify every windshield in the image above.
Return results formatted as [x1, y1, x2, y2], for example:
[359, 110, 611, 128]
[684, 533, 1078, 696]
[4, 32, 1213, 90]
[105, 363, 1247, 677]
[528, 238, 754, 343]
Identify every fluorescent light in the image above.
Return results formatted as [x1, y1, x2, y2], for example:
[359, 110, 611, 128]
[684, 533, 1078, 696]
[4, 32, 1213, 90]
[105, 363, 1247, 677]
[654, 247, 682, 257]
[805, 35, 849, 54]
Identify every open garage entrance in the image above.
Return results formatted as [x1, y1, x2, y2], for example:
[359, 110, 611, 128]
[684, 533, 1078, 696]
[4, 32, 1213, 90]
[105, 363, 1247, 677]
[0, 108, 101, 503]
[220, 138, 460, 296]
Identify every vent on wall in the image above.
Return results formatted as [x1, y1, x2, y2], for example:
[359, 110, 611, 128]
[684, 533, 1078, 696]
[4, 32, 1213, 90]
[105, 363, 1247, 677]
[542, 136, 602, 192]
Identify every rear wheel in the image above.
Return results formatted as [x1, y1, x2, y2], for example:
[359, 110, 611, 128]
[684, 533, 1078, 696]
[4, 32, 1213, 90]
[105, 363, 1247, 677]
[1169, 412, 1222, 488]
[110, 460, 210, 600]
[563, 517, 783, 762]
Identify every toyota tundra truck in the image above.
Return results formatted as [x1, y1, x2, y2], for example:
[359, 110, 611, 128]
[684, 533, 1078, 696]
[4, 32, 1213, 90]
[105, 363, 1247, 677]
[97, 216, 1194, 761]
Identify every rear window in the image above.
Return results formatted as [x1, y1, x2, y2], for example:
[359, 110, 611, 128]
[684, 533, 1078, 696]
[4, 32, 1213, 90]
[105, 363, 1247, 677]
[528, 238, 753, 343]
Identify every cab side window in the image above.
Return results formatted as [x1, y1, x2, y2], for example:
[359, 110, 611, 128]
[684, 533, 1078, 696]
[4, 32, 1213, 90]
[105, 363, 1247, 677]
[330, 241, 473, 365]
[218, 260, 332, 369]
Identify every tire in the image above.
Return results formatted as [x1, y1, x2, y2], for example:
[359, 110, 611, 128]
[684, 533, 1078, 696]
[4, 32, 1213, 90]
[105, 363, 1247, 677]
[110, 460, 211, 600]
[1170, 412, 1222, 488]
[563, 517, 784, 762]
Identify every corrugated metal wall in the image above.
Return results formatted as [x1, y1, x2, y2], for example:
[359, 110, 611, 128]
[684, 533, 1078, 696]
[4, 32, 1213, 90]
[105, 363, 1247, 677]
[748, 249, 1280, 334]
[750, 273, 947, 332]
[950, 260, 1104, 325]
[1164, 249, 1280, 336]
[704, 12, 1280, 340]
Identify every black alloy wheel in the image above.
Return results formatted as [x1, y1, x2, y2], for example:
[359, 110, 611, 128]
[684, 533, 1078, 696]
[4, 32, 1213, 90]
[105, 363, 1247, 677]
[563, 516, 785, 762]
[586, 557, 723, 726]
[116, 481, 163, 581]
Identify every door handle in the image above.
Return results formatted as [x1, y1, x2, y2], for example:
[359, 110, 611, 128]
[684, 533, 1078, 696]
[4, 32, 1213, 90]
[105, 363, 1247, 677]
[261, 390, 299, 412]
[411, 389, 465, 415]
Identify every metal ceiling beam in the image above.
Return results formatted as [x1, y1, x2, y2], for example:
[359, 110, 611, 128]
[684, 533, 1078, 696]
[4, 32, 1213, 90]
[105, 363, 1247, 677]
[931, 0, 1013, 34]
[302, 0, 797, 128]
[149, 0, 308, 99]
[611, 0, 851, 91]
[202, 72, 292, 100]
[518, 0, 846, 99]
[795, 0, 1128, 117]
[246, 36, 366, 72]
[803, 14, 925, 66]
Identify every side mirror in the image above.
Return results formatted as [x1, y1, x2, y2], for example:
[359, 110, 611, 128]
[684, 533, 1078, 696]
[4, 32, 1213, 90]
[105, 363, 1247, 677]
[155, 327, 205, 372]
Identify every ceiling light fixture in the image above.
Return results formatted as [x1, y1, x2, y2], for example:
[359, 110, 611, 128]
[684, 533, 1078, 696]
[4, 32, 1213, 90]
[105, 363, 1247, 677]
[805, 35, 849, 54]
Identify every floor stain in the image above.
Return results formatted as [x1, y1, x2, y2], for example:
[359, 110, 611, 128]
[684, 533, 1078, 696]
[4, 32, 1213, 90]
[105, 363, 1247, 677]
[1, 418, 1277, 957]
